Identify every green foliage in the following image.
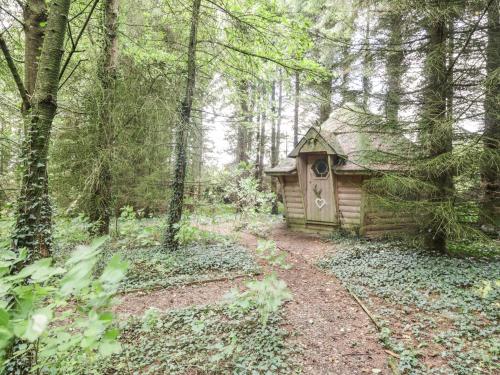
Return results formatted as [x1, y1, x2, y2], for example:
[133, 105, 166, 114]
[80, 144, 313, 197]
[111, 207, 163, 249]
[86, 304, 298, 374]
[318, 239, 500, 374]
[174, 221, 229, 246]
[53, 214, 94, 249]
[255, 240, 290, 269]
[1, 238, 127, 373]
[226, 274, 292, 325]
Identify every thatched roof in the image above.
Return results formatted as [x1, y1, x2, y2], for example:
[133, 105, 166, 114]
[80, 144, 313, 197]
[266, 107, 412, 175]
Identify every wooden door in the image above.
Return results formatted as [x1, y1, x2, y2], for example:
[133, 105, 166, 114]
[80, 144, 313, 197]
[306, 154, 336, 222]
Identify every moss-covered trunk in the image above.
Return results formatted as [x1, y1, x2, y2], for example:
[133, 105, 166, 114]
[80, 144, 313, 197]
[88, 0, 120, 235]
[13, 0, 71, 256]
[164, 0, 202, 250]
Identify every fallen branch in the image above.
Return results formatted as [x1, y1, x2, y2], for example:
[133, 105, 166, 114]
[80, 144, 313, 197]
[120, 271, 261, 295]
[346, 287, 381, 330]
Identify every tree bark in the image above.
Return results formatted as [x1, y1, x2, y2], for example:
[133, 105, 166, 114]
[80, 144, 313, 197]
[13, 0, 72, 257]
[361, 8, 372, 110]
[23, 0, 47, 112]
[257, 87, 266, 185]
[480, 0, 500, 228]
[88, 0, 119, 235]
[270, 81, 278, 214]
[293, 72, 300, 146]
[164, 0, 202, 250]
[236, 80, 250, 164]
[384, 12, 404, 126]
[318, 75, 332, 124]
[421, 5, 454, 252]
[276, 71, 282, 159]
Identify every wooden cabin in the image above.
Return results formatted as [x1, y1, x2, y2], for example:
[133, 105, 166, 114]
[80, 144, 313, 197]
[265, 111, 414, 238]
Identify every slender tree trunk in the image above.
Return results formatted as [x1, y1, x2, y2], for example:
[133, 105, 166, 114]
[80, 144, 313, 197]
[164, 0, 202, 250]
[13, 0, 71, 257]
[89, 0, 119, 235]
[270, 81, 278, 214]
[480, 0, 500, 228]
[254, 111, 261, 180]
[421, 5, 453, 252]
[361, 8, 372, 110]
[293, 72, 300, 146]
[236, 80, 250, 164]
[385, 12, 404, 126]
[256, 87, 266, 185]
[276, 71, 282, 159]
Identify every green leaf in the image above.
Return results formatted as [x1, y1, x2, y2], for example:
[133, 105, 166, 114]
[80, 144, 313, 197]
[99, 255, 128, 287]
[23, 308, 52, 342]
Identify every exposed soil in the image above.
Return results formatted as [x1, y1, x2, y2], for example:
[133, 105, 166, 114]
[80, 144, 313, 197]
[115, 222, 390, 374]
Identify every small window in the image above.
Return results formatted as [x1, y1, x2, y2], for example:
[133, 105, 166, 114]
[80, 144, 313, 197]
[312, 158, 329, 178]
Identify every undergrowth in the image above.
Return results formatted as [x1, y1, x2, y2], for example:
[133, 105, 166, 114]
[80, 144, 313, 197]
[99, 243, 260, 292]
[318, 239, 499, 374]
[89, 305, 297, 374]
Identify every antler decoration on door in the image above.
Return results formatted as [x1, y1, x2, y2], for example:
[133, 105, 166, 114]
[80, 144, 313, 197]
[313, 184, 322, 198]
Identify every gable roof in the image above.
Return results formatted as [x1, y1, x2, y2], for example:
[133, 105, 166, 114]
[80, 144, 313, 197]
[266, 106, 414, 176]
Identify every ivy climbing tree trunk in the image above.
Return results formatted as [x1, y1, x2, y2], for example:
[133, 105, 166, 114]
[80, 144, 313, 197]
[88, 0, 119, 235]
[164, 0, 202, 251]
[13, 0, 72, 257]
[480, 0, 500, 228]
[421, 3, 454, 252]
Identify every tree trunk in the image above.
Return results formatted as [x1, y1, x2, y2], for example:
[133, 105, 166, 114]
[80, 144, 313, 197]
[421, 6, 453, 252]
[318, 75, 332, 124]
[23, 0, 47, 113]
[88, 0, 119, 235]
[385, 12, 404, 126]
[164, 0, 202, 251]
[293, 72, 300, 146]
[13, 0, 72, 257]
[276, 71, 282, 159]
[480, 0, 500, 228]
[361, 8, 372, 110]
[236, 80, 250, 164]
[270, 81, 278, 214]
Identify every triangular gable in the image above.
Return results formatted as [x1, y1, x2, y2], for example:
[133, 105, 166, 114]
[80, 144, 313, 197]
[288, 127, 345, 158]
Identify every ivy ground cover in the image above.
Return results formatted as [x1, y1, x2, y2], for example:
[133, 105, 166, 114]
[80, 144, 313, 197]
[318, 240, 499, 374]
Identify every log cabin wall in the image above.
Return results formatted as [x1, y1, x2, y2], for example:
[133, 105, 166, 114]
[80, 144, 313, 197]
[362, 201, 416, 238]
[282, 175, 305, 224]
[360, 177, 417, 238]
[336, 175, 363, 231]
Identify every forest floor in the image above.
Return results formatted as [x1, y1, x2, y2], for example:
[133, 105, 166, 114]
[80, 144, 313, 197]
[115, 222, 390, 375]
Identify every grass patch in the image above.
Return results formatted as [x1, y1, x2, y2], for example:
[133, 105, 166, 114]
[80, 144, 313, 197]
[90, 305, 297, 374]
[318, 239, 500, 374]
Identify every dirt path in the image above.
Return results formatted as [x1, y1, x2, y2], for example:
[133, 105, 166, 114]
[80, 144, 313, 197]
[115, 223, 389, 374]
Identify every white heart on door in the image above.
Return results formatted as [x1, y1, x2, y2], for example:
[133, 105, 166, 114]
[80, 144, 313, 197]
[315, 198, 326, 209]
